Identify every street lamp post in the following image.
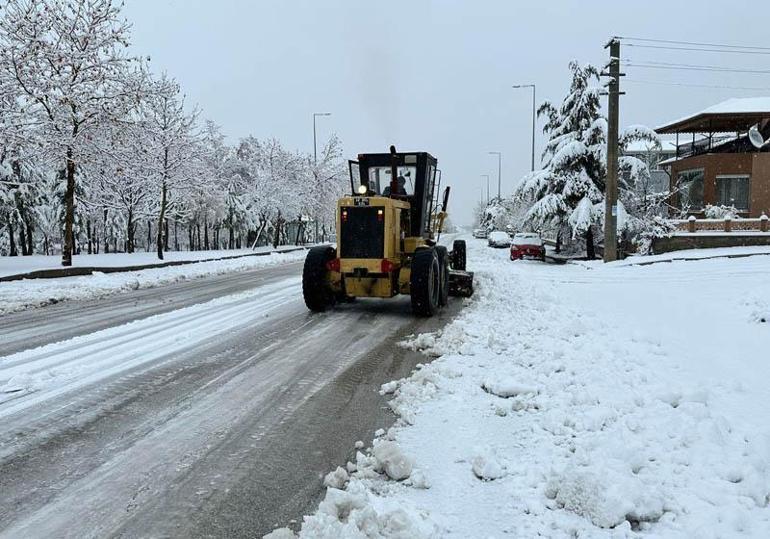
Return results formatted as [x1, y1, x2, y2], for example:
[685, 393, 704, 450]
[512, 84, 536, 172]
[481, 174, 490, 204]
[313, 112, 332, 165]
[488, 152, 502, 200]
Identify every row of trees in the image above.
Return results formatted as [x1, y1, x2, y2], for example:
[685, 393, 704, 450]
[0, 0, 346, 263]
[480, 61, 670, 256]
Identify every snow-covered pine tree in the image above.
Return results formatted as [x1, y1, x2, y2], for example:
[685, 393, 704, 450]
[515, 61, 659, 257]
[515, 62, 605, 257]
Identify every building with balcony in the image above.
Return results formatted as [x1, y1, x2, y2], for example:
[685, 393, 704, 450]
[656, 98, 770, 217]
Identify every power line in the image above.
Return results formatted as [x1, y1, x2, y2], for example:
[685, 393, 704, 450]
[624, 43, 770, 56]
[625, 59, 770, 73]
[616, 35, 770, 51]
[625, 79, 770, 91]
[624, 61, 770, 75]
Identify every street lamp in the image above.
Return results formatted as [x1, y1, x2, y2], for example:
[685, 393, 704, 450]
[481, 174, 490, 204]
[512, 84, 536, 172]
[313, 112, 332, 164]
[488, 152, 502, 200]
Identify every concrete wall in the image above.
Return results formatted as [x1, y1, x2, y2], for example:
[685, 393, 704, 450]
[652, 234, 770, 254]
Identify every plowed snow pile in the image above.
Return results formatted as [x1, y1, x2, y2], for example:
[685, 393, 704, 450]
[270, 239, 770, 538]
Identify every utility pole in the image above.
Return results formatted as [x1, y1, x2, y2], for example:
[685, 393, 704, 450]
[481, 174, 490, 204]
[602, 38, 623, 262]
[488, 152, 502, 200]
[512, 84, 537, 171]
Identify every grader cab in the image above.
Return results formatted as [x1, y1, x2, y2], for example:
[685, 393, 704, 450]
[302, 146, 473, 316]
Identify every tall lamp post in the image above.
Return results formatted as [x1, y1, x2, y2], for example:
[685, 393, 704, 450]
[481, 174, 490, 204]
[313, 112, 332, 164]
[512, 84, 536, 172]
[488, 152, 502, 200]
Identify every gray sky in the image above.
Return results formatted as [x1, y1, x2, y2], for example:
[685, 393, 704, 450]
[125, 0, 770, 225]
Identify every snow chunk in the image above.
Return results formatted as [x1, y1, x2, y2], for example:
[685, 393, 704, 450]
[373, 441, 413, 481]
[471, 446, 506, 481]
[263, 528, 296, 539]
[482, 377, 537, 399]
[322, 466, 349, 490]
[545, 469, 664, 529]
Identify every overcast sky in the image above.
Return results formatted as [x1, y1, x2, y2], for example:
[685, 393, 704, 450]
[124, 0, 770, 225]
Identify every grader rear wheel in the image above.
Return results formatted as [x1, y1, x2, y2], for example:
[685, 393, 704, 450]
[411, 248, 441, 317]
[302, 246, 337, 312]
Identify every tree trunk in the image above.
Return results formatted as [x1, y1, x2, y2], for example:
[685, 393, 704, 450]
[174, 219, 179, 251]
[103, 208, 109, 254]
[188, 225, 194, 251]
[146, 220, 152, 253]
[126, 210, 135, 253]
[585, 226, 595, 260]
[62, 148, 76, 266]
[8, 221, 17, 256]
[204, 218, 210, 250]
[555, 228, 562, 254]
[86, 218, 92, 255]
[156, 182, 167, 260]
[18, 226, 27, 256]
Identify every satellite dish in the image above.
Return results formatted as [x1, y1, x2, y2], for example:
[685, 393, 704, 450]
[749, 124, 767, 149]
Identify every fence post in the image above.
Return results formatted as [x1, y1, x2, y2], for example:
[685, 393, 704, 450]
[688, 215, 697, 233]
[724, 215, 732, 233]
[761, 214, 769, 233]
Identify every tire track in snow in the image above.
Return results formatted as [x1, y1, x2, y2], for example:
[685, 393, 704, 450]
[0, 276, 300, 423]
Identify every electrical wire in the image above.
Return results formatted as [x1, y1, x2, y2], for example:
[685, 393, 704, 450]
[624, 43, 770, 56]
[623, 61, 770, 75]
[616, 36, 770, 51]
[625, 79, 770, 91]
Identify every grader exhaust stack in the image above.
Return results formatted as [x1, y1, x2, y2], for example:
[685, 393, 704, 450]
[302, 147, 473, 316]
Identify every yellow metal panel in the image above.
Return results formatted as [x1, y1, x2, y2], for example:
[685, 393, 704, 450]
[345, 276, 395, 298]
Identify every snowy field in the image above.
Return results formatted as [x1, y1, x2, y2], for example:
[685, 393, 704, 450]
[274, 237, 770, 538]
[0, 245, 303, 278]
[0, 249, 308, 315]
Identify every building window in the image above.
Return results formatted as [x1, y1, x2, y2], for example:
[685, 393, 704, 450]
[716, 175, 750, 211]
[677, 169, 704, 210]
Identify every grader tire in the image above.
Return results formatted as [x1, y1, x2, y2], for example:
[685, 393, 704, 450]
[435, 246, 450, 306]
[451, 239, 467, 271]
[411, 248, 440, 317]
[303, 246, 337, 312]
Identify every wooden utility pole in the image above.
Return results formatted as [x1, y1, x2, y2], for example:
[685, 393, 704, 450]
[603, 38, 622, 262]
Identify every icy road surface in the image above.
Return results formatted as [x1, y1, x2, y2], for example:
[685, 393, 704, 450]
[0, 260, 460, 538]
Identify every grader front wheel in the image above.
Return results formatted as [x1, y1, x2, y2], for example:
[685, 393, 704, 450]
[410, 248, 441, 317]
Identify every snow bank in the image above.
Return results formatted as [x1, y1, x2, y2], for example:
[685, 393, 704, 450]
[0, 249, 307, 315]
[284, 236, 770, 538]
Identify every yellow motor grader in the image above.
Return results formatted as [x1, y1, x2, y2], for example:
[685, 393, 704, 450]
[302, 146, 473, 316]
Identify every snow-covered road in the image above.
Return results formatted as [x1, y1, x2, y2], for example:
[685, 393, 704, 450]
[285, 238, 770, 538]
[0, 261, 461, 538]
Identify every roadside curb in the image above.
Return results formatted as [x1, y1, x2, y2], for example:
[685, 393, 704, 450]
[0, 246, 314, 283]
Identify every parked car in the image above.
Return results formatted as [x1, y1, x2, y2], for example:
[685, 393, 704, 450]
[473, 228, 489, 239]
[510, 232, 546, 261]
[487, 230, 511, 248]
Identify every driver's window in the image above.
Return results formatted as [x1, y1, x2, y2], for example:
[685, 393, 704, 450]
[369, 166, 415, 196]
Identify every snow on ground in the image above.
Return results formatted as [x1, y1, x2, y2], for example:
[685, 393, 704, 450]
[0, 276, 299, 424]
[0, 245, 302, 278]
[272, 238, 770, 538]
[0, 249, 307, 315]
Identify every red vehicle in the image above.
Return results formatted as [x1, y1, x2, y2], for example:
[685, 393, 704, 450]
[510, 233, 546, 261]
